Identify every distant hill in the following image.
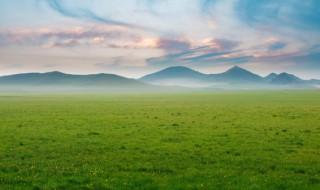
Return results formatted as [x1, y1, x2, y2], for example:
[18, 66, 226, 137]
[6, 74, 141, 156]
[209, 66, 264, 83]
[139, 66, 317, 88]
[0, 71, 146, 90]
[264, 73, 278, 82]
[140, 66, 207, 81]
[140, 66, 264, 87]
[0, 66, 318, 91]
[270, 72, 304, 85]
[140, 66, 209, 87]
[309, 79, 320, 84]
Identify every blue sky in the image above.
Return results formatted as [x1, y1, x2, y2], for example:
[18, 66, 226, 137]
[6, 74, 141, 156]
[0, 0, 319, 78]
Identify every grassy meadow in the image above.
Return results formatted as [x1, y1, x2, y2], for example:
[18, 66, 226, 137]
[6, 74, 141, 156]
[0, 91, 320, 190]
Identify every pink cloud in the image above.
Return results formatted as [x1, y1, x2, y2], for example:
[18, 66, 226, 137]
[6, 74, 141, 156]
[0, 25, 159, 49]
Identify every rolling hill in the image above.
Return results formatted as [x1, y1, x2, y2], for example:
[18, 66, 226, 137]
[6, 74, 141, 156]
[140, 66, 266, 87]
[269, 72, 304, 85]
[209, 66, 264, 83]
[0, 66, 318, 90]
[140, 66, 209, 87]
[0, 71, 147, 91]
[140, 66, 317, 88]
[264, 73, 278, 82]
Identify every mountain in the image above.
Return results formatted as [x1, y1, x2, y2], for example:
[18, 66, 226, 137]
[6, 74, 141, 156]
[140, 66, 209, 87]
[270, 72, 304, 85]
[0, 66, 318, 91]
[140, 66, 207, 81]
[140, 66, 265, 87]
[309, 79, 320, 84]
[209, 66, 264, 83]
[0, 71, 146, 89]
[139, 66, 318, 88]
[264, 73, 278, 82]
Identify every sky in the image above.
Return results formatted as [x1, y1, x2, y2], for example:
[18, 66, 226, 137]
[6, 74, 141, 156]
[0, 0, 319, 79]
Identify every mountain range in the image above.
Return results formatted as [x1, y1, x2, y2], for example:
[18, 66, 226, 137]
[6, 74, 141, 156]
[0, 66, 319, 91]
[0, 71, 144, 86]
[0, 71, 147, 92]
[140, 66, 317, 88]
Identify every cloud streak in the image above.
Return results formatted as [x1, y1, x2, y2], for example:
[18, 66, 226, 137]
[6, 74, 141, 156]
[147, 36, 320, 72]
[268, 42, 287, 51]
[147, 38, 243, 67]
[0, 26, 196, 52]
[0, 26, 157, 49]
[236, 0, 320, 30]
[45, 0, 156, 32]
[1, 0, 319, 78]
[156, 38, 191, 53]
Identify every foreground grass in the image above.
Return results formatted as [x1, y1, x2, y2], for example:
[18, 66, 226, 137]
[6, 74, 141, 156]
[0, 91, 320, 190]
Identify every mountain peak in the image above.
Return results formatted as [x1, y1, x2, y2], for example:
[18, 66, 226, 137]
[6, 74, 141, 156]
[46, 71, 66, 75]
[278, 72, 301, 80]
[266, 73, 278, 77]
[153, 66, 204, 76]
[278, 72, 291, 76]
[231, 65, 241, 69]
[224, 66, 257, 76]
[265, 73, 278, 81]
[226, 66, 249, 73]
[271, 72, 303, 85]
[211, 65, 263, 83]
[161, 66, 197, 72]
[140, 66, 206, 83]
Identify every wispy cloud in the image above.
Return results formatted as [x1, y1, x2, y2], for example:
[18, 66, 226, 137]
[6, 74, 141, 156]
[156, 38, 191, 53]
[236, 0, 320, 30]
[1, 0, 319, 78]
[45, 0, 156, 32]
[0, 25, 160, 49]
[148, 35, 320, 72]
[147, 38, 243, 67]
[268, 42, 287, 51]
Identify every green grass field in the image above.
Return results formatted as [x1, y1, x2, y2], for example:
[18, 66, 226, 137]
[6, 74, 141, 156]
[0, 91, 320, 190]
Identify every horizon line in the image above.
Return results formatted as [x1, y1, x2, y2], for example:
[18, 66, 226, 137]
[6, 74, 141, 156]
[0, 65, 318, 80]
